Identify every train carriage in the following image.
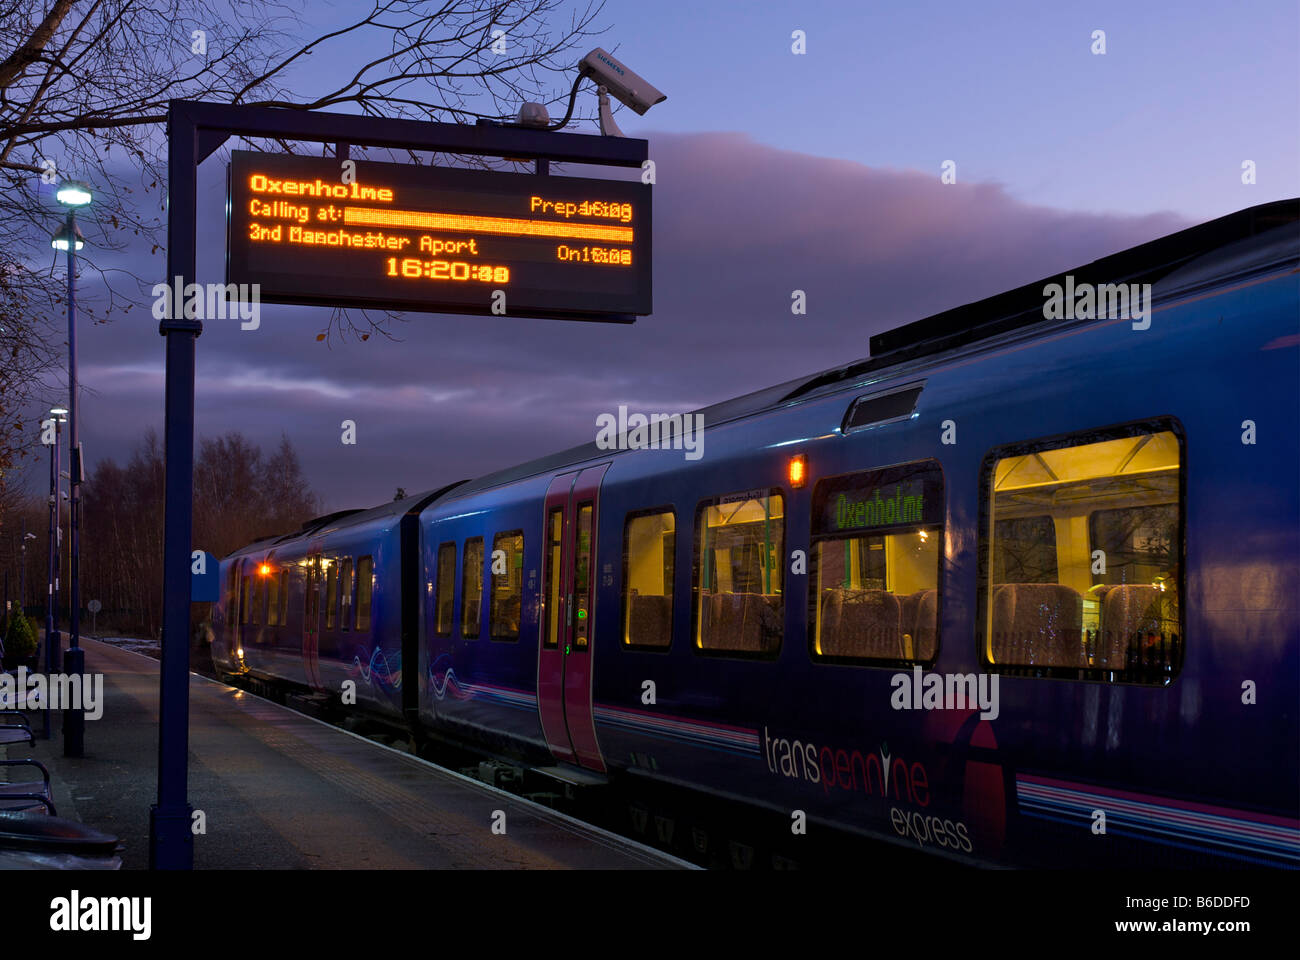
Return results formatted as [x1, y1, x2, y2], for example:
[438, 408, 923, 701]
[215, 199, 1300, 868]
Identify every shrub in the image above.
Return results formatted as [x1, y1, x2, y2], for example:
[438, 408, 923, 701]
[3, 612, 37, 659]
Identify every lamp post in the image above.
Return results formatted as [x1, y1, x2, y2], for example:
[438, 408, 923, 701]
[52, 178, 91, 757]
[20, 529, 36, 618]
[43, 408, 66, 740]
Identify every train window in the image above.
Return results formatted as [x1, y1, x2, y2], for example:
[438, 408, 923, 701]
[267, 565, 280, 626]
[573, 505, 594, 650]
[306, 556, 321, 626]
[841, 383, 923, 434]
[993, 516, 1057, 583]
[809, 460, 944, 665]
[325, 559, 339, 629]
[240, 576, 251, 624]
[433, 543, 456, 637]
[355, 556, 373, 631]
[226, 565, 241, 626]
[980, 421, 1183, 683]
[251, 572, 264, 625]
[490, 531, 525, 641]
[247, 575, 259, 625]
[278, 569, 288, 626]
[339, 558, 353, 631]
[542, 510, 563, 649]
[461, 539, 483, 639]
[693, 489, 784, 657]
[623, 509, 675, 649]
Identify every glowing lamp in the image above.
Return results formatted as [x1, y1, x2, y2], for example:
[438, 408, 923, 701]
[788, 454, 807, 489]
[56, 180, 93, 207]
[259, 563, 271, 576]
[50, 222, 85, 251]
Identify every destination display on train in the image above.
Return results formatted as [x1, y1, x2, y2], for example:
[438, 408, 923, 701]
[226, 150, 651, 320]
[812, 462, 945, 535]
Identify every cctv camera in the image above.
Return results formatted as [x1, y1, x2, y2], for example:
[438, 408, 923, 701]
[578, 48, 666, 115]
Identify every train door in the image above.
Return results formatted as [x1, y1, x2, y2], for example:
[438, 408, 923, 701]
[228, 558, 244, 665]
[303, 553, 322, 688]
[537, 464, 610, 772]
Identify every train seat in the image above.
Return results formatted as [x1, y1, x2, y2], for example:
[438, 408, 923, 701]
[628, 591, 671, 647]
[912, 589, 939, 660]
[700, 591, 781, 653]
[991, 583, 1085, 667]
[493, 595, 521, 636]
[1099, 584, 1175, 670]
[819, 588, 902, 659]
[898, 591, 923, 655]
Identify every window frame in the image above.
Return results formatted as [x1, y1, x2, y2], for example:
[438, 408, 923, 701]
[325, 557, 339, 629]
[541, 509, 563, 650]
[690, 486, 787, 661]
[354, 555, 374, 632]
[461, 537, 484, 640]
[338, 557, 353, 632]
[277, 569, 289, 626]
[432, 542, 457, 638]
[306, 554, 322, 627]
[976, 417, 1186, 685]
[489, 530, 526, 643]
[571, 502, 595, 651]
[807, 459, 946, 669]
[621, 505, 677, 653]
[267, 561, 280, 626]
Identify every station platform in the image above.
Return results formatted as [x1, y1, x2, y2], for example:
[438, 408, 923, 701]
[2, 638, 692, 870]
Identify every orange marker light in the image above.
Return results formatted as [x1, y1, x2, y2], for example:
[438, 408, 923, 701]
[789, 455, 807, 488]
[259, 563, 271, 576]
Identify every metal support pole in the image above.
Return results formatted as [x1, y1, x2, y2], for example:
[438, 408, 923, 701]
[150, 104, 199, 870]
[44, 421, 60, 740]
[144, 98, 648, 869]
[63, 207, 85, 757]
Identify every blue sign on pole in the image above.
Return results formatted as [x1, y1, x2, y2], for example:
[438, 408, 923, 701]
[191, 550, 219, 603]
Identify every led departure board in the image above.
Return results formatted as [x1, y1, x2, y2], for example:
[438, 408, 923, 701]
[226, 150, 651, 320]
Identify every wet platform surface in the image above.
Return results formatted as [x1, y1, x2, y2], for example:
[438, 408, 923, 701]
[4, 638, 691, 869]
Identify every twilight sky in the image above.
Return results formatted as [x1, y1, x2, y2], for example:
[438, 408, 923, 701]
[19, 0, 1299, 513]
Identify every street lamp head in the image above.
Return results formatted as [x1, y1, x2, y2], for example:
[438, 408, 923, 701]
[49, 406, 68, 422]
[56, 180, 93, 207]
[50, 223, 85, 251]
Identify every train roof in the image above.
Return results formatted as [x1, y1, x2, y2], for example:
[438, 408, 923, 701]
[227, 197, 1298, 541]
[226, 479, 470, 557]
[443, 197, 1299, 501]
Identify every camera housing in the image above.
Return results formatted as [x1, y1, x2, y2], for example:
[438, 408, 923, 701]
[578, 48, 667, 115]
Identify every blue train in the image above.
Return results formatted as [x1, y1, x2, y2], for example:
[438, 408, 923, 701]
[212, 199, 1300, 868]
